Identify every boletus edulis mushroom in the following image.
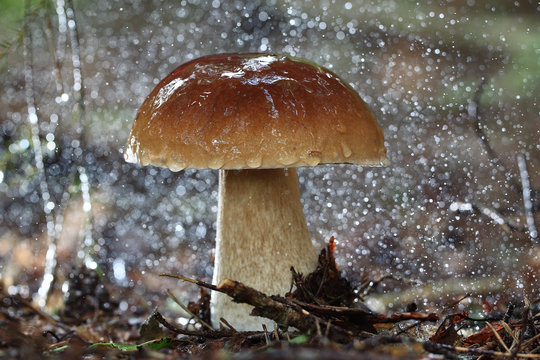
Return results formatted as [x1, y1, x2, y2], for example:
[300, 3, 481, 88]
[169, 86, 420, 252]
[125, 53, 388, 331]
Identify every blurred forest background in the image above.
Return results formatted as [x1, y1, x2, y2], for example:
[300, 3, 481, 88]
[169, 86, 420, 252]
[0, 0, 538, 316]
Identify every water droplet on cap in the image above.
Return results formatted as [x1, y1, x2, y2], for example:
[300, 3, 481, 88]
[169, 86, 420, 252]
[208, 158, 225, 169]
[139, 154, 150, 166]
[247, 156, 262, 168]
[167, 158, 186, 172]
[341, 142, 352, 158]
[306, 150, 322, 166]
[336, 122, 347, 134]
[279, 155, 297, 166]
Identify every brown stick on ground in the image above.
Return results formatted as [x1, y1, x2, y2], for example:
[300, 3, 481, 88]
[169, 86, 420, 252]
[217, 279, 353, 342]
[152, 311, 235, 339]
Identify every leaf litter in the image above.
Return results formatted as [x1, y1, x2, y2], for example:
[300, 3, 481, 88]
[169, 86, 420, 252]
[1, 238, 539, 359]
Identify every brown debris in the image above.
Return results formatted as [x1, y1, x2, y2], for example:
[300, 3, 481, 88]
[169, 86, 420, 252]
[188, 287, 212, 327]
[1, 240, 539, 359]
[162, 238, 439, 343]
[429, 313, 468, 345]
[214, 278, 354, 343]
[291, 236, 355, 307]
[160, 239, 539, 358]
[61, 265, 117, 324]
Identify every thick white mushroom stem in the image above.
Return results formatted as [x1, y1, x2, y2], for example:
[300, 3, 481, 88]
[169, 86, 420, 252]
[211, 168, 318, 331]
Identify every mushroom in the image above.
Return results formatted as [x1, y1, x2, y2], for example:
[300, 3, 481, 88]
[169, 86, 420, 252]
[125, 53, 388, 330]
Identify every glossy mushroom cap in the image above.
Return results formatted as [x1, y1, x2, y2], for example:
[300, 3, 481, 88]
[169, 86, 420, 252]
[125, 53, 388, 170]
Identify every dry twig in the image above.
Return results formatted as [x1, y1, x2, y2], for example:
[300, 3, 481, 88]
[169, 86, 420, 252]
[165, 289, 214, 331]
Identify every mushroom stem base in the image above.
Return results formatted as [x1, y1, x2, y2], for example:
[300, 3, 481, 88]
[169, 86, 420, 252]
[211, 168, 317, 331]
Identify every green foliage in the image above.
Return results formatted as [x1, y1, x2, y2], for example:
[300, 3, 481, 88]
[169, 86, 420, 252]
[0, 0, 49, 63]
[289, 333, 309, 344]
[491, 32, 540, 101]
[42, 338, 173, 356]
[89, 338, 173, 352]
[0, 0, 25, 24]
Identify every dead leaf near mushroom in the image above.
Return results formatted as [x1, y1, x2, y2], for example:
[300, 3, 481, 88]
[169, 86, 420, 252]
[289, 236, 355, 308]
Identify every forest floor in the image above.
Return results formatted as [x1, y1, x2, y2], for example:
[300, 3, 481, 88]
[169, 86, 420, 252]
[1, 238, 539, 359]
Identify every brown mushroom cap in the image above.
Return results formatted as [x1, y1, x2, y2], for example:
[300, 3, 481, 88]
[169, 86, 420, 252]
[125, 53, 389, 170]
